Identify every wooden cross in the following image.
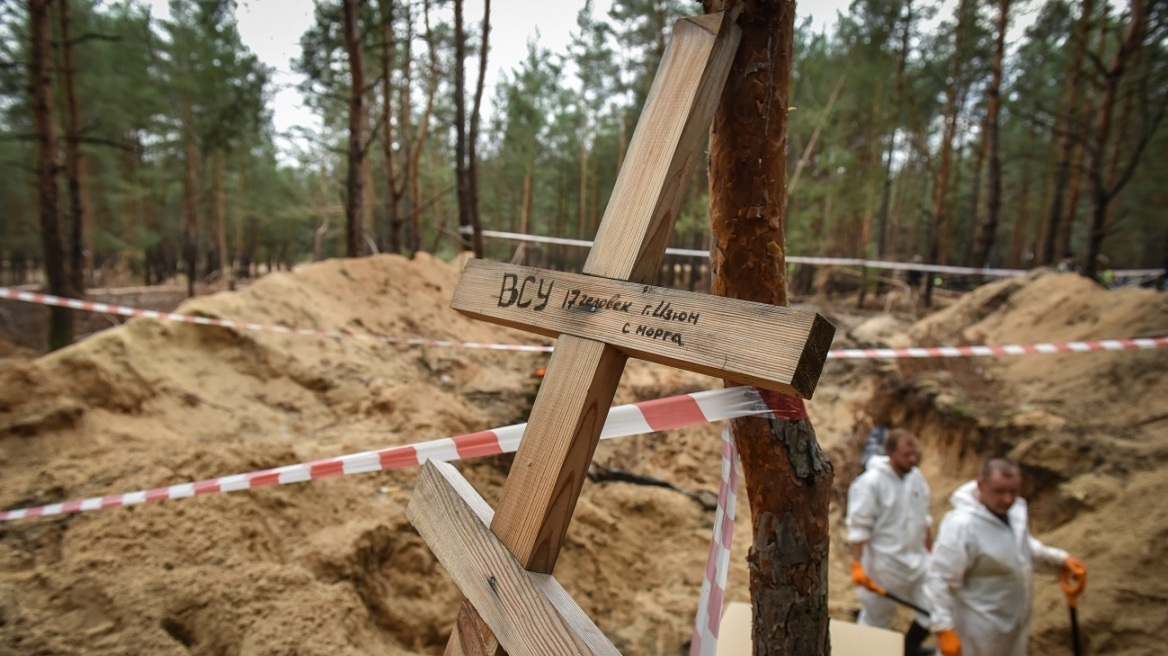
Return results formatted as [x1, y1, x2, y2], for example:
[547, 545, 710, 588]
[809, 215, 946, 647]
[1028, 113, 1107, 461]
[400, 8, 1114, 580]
[406, 9, 835, 655]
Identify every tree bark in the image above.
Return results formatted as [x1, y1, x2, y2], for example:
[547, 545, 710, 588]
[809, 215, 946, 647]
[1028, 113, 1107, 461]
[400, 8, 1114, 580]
[181, 100, 199, 297]
[408, 0, 439, 253]
[1042, 0, 1094, 265]
[1007, 128, 1037, 269]
[453, 0, 471, 252]
[212, 148, 231, 287]
[703, 1, 832, 653]
[466, 0, 489, 258]
[57, 0, 91, 293]
[30, 0, 74, 350]
[924, 0, 971, 306]
[1084, 0, 1150, 282]
[342, 0, 366, 258]
[380, 0, 404, 254]
[972, 0, 1009, 271]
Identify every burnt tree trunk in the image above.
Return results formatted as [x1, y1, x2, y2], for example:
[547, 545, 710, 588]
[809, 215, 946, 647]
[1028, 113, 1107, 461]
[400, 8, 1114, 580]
[342, 0, 366, 258]
[703, 1, 832, 653]
[29, 0, 73, 350]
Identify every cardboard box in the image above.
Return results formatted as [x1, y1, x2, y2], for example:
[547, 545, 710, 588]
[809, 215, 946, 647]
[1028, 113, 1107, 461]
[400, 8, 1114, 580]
[716, 602, 902, 656]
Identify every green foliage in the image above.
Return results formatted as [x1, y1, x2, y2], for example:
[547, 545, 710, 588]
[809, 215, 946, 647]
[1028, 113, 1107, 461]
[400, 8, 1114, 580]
[4, 0, 1166, 290]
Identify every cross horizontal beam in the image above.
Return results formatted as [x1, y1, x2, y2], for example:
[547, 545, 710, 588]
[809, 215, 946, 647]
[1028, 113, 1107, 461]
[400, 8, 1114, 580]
[452, 260, 834, 398]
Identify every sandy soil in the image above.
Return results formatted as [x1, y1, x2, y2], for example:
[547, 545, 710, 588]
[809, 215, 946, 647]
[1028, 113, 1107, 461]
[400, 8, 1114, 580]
[0, 257, 1164, 655]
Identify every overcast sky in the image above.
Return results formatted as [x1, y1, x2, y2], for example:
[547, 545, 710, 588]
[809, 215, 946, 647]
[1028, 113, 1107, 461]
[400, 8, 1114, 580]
[146, 0, 857, 155]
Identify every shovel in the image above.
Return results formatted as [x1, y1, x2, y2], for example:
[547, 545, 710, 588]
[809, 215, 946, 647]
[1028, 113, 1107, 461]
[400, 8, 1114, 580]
[866, 580, 930, 617]
[883, 590, 930, 617]
[1060, 566, 1086, 656]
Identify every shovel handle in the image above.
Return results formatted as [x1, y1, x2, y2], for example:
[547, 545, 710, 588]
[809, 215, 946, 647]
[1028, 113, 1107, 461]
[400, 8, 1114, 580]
[1060, 568, 1086, 608]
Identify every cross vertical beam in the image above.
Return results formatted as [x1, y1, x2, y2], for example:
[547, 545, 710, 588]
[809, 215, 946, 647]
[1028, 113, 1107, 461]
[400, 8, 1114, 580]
[441, 11, 743, 655]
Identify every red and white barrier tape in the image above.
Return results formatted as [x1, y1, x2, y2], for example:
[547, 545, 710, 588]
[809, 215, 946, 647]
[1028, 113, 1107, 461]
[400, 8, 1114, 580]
[4, 286, 1165, 359]
[479, 230, 1166, 279]
[0, 386, 769, 522]
[688, 391, 809, 654]
[690, 425, 740, 656]
[829, 337, 1168, 359]
[0, 286, 552, 353]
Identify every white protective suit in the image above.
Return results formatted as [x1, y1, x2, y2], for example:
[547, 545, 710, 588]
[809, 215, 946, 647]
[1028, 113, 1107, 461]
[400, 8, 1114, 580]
[846, 455, 932, 627]
[925, 480, 1068, 656]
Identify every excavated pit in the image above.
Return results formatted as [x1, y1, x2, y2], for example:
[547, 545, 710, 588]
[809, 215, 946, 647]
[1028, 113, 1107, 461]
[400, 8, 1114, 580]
[0, 257, 1164, 655]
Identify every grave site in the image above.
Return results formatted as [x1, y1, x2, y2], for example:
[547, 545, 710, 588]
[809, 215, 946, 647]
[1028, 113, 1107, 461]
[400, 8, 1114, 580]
[4, 1, 1168, 655]
[1, 254, 1166, 656]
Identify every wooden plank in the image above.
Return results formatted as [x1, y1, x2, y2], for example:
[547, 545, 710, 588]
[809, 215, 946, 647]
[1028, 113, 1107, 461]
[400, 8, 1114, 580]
[438, 10, 744, 656]
[407, 460, 620, 656]
[584, 10, 741, 284]
[452, 260, 835, 397]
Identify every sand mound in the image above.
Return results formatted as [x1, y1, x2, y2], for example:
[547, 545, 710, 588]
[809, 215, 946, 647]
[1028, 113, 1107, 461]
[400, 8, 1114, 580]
[0, 253, 777, 655]
[7, 258, 1159, 655]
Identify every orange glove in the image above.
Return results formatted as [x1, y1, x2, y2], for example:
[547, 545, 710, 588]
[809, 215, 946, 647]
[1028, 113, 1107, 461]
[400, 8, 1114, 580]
[850, 561, 885, 595]
[1065, 556, 1086, 577]
[937, 629, 962, 656]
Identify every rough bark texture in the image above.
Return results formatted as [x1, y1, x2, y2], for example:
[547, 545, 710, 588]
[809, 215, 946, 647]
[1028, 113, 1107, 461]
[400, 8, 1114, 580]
[703, 1, 833, 653]
[342, 0, 366, 258]
[29, 0, 73, 350]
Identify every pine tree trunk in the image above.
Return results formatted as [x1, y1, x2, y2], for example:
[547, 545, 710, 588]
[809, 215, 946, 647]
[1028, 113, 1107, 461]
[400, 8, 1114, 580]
[1042, 0, 1094, 265]
[342, 0, 366, 258]
[408, 0, 438, 254]
[213, 148, 231, 287]
[181, 101, 199, 298]
[973, 0, 1009, 271]
[704, 1, 832, 653]
[1007, 129, 1037, 269]
[29, 0, 73, 350]
[57, 0, 91, 293]
[381, 0, 402, 254]
[453, 0, 471, 252]
[924, 0, 970, 306]
[466, 0, 489, 258]
[1084, 0, 1148, 282]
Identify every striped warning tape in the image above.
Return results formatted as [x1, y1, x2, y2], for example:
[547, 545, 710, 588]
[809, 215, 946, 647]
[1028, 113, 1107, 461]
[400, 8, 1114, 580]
[829, 337, 1168, 359]
[690, 424, 740, 656]
[0, 386, 769, 522]
[478, 230, 1167, 279]
[0, 286, 552, 353]
[3, 286, 1165, 359]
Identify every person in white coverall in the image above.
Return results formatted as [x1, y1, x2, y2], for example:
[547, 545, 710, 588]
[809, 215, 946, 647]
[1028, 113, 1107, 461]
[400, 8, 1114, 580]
[925, 459, 1086, 656]
[847, 429, 934, 656]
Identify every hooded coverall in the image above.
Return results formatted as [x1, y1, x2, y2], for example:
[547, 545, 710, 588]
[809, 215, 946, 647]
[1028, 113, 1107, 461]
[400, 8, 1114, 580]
[846, 455, 932, 627]
[924, 480, 1068, 656]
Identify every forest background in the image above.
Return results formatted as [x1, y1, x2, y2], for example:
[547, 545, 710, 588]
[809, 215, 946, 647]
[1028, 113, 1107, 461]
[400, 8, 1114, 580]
[3, 0, 1166, 344]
